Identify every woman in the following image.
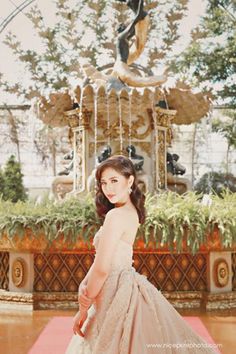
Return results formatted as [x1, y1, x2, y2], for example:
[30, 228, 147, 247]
[66, 155, 218, 353]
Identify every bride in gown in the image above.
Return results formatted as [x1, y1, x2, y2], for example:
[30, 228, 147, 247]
[65, 155, 218, 354]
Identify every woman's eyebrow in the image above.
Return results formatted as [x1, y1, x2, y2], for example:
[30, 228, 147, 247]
[101, 176, 118, 182]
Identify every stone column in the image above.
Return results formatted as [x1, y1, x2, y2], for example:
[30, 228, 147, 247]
[154, 107, 176, 190]
[65, 108, 91, 194]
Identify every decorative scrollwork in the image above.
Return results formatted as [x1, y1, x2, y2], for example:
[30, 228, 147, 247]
[213, 258, 230, 288]
[12, 258, 26, 288]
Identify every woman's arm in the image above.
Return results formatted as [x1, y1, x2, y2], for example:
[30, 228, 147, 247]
[85, 209, 124, 299]
[79, 263, 94, 287]
[79, 228, 100, 288]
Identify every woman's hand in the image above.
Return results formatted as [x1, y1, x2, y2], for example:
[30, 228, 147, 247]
[78, 282, 87, 300]
[73, 309, 88, 337]
[78, 284, 94, 310]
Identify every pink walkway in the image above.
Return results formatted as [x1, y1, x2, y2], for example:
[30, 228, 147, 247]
[28, 316, 221, 354]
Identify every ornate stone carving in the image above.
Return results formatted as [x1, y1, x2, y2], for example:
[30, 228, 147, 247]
[37, 92, 72, 127]
[52, 176, 73, 200]
[157, 129, 167, 189]
[64, 108, 92, 129]
[89, 113, 152, 141]
[12, 258, 26, 288]
[213, 258, 230, 288]
[155, 106, 176, 146]
[135, 142, 151, 157]
[73, 127, 85, 192]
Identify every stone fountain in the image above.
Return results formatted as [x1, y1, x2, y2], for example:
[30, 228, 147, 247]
[36, 0, 211, 199]
[2, 1, 235, 313]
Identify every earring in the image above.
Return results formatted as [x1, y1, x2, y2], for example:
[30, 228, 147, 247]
[128, 186, 132, 194]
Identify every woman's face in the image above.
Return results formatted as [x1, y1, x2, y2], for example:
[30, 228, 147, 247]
[100, 167, 133, 205]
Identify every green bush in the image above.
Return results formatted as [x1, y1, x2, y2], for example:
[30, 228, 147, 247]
[0, 168, 5, 196]
[194, 171, 236, 196]
[0, 190, 235, 254]
[0, 155, 27, 202]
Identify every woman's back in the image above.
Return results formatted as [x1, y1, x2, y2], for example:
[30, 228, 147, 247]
[93, 226, 134, 274]
[93, 205, 139, 274]
[114, 205, 140, 245]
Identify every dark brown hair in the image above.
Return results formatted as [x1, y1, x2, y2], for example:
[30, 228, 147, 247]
[95, 155, 146, 224]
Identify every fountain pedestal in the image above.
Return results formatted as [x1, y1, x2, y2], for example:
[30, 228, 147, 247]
[53, 86, 178, 198]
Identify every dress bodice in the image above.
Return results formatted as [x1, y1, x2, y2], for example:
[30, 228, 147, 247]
[93, 226, 134, 273]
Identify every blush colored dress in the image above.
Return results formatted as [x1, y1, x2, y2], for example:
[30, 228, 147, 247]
[65, 227, 218, 354]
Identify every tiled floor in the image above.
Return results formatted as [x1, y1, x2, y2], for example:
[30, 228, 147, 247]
[0, 308, 235, 354]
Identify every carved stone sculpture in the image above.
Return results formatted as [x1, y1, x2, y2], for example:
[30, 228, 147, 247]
[111, 0, 167, 87]
[52, 150, 74, 199]
[167, 152, 192, 193]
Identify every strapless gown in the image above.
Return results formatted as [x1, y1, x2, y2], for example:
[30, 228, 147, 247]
[65, 227, 218, 354]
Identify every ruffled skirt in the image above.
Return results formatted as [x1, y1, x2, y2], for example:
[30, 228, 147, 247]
[65, 267, 218, 354]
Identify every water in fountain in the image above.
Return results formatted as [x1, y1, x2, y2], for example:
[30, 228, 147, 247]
[79, 86, 83, 123]
[201, 108, 213, 206]
[206, 109, 213, 193]
[118, 93, 123, 154]
[152, 91, 159, 192]
[149, 91, 156, 191]
[163, 91, 172, 193]
[106, 90, 111, 147]
[73, 87, 83, 192]
[94, 89, 98, 166]
[128, 92, 132, 159]
[162, 91, 179, 194]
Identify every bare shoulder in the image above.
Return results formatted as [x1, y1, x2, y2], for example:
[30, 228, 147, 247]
[102, 209, 125, 238]
[105, 207, 138, 226]
[105, 208, 124, 222]
[104, 208, 132, 230]
[103, 207, 139, 243]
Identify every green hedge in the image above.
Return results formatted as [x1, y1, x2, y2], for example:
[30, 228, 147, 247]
[0, 190, 235, 254]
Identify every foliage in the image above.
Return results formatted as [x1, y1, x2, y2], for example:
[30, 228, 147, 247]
[33, 125, 71, 176]
[212, 109, 236, 149]
[194, 171, 236, 196]
[0, 169, 5, 196]
[0, 190, 235, 254]
[173, 0, 236, 106]
[211, 108, 236, 173]
[141, 190, 236, 254]
[1, 155, 27, 203]
[0, 0, 189, 100]
[0, 193, 100, 248]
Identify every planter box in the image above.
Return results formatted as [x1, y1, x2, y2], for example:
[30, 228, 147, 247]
[0, 224, 235, 253]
